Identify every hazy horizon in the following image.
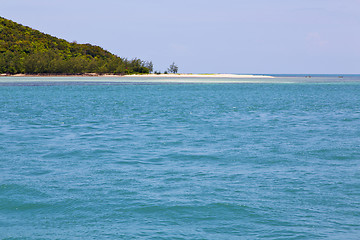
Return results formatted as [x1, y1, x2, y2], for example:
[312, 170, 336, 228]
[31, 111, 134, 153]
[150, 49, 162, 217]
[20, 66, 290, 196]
[1, 0, 359, 74]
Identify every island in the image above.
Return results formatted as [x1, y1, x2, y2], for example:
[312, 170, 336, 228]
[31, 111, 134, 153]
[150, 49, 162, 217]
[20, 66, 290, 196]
[0, 16, 151, 75]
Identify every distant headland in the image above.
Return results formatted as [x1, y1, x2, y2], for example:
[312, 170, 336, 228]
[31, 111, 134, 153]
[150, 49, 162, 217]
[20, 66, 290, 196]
[0, 17, 152, 75]
[0, 17, 277, 78]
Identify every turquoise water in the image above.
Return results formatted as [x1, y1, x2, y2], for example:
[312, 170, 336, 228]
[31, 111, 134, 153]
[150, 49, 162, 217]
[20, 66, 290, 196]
[1, 79, 360, 239]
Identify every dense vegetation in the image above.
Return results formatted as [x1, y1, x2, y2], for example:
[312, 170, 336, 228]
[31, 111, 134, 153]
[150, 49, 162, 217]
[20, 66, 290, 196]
[0, 17, 150, 74]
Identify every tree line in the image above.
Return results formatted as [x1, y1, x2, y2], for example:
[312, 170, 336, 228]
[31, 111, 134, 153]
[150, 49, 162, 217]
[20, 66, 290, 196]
[0, 49, 150, 74]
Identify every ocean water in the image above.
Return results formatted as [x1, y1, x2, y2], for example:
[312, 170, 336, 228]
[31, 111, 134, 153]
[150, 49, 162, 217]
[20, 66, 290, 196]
[1, 78, 360, 239]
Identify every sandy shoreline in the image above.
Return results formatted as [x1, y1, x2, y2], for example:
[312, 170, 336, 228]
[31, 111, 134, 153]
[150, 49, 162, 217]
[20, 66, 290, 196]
[0, 73, 274, 78]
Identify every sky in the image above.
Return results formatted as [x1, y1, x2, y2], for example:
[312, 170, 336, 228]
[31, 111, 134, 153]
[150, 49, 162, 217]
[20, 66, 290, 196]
[1, 0, 359, 74]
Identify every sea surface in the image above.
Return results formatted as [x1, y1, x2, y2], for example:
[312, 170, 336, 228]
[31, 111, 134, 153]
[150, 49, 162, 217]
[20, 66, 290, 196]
[1, 76, 360, 239]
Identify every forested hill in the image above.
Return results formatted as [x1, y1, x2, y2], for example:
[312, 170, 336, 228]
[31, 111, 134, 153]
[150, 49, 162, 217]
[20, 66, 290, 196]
[0, 17, 150, 74]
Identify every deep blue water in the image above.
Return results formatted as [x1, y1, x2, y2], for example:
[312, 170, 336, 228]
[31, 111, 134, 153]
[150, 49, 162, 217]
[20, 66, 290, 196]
[1, 81, 360, 239]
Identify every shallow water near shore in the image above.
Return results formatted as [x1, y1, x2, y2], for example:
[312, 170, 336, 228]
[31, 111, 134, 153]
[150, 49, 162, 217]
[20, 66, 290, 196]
[1, 74, 360, 85]
[1, 78, 360, 239]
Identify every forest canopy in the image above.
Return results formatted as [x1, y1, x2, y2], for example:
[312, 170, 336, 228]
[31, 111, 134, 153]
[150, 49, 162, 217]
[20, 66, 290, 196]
[0, 17, 150, 75]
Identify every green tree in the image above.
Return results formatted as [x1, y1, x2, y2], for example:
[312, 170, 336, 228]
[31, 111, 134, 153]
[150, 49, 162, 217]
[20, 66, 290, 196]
[168, 62, 178, 74]
[144, 61, 153, 73]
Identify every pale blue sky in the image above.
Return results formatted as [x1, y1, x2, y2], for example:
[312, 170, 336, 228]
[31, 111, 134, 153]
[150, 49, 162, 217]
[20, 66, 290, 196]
[1, 0, 359, 74]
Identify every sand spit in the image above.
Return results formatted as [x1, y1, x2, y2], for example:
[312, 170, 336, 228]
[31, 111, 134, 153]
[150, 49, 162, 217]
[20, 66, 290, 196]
[123, 74, 274, 78]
